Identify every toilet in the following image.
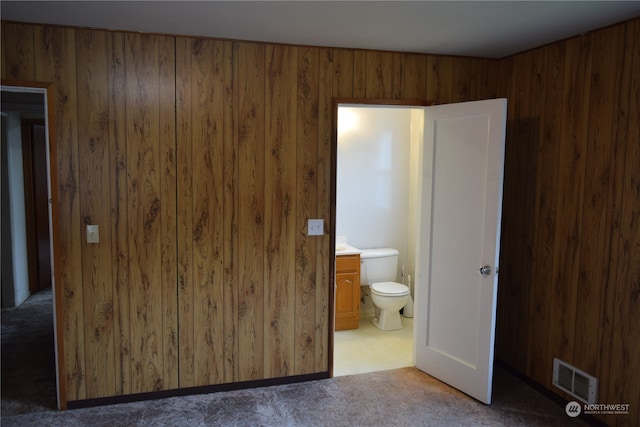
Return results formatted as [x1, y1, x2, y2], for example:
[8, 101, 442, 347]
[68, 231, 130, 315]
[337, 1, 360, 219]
[360, 248, 410, 331]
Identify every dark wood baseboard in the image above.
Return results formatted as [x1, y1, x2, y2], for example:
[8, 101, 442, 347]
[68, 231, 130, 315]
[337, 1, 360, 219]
[67, 372, 330, 410]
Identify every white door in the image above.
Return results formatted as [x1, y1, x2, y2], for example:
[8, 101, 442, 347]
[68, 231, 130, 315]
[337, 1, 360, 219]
[414, 98, 507, 404]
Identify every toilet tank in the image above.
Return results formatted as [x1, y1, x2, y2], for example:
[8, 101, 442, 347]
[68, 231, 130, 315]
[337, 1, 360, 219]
[360, 248, 399, 285]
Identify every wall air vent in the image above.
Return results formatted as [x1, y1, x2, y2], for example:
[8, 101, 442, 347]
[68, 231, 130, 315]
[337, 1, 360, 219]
[552, 358, 598, 404]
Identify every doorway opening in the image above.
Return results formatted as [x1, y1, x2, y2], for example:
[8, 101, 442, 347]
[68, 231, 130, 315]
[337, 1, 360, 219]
[333, 102, 424, 377]
[1, 84, 60, 412]
[332, 98, 507, 404]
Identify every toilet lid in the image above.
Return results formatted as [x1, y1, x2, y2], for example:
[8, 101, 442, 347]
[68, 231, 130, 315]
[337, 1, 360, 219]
[370, 282, 409, 296]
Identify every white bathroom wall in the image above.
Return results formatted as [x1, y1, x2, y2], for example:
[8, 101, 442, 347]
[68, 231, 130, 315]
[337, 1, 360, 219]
[406, 109, 424, 293]
[2, 112, 31, 307]
[336, 105, 423, 284]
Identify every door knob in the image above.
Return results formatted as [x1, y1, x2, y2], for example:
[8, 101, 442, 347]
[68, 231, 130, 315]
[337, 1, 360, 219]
[479, 265, 492, 276]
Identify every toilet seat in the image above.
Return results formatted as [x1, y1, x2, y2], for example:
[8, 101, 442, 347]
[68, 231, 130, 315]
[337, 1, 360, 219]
[370, 281, 409, 296]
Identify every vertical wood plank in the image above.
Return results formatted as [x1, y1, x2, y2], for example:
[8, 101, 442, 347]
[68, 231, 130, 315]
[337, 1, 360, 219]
[391, 52, 404, 99]
[315, 47, 334, 373]
[403, 54, 427, 100]
[189, 38, 225, 386]
[222, 40, 239, 384]
[193, 38, 223, 386]
[478, 59, 500, 100]
[34, 25, 85, 401]
[365, 50, 393, 99]
[332, 49, 354, 98]
[175, 36, 195, 387]
[107, 31, 131, 396]
[522, 46, 548, 379]
[452, 57, 473, 102]
[353, 50, 366, 98]
[237, 41, 266, 381]
[125, 33, 164, 393]
[526, 44, 563, 387]
[294, 46, 319, 374]
[426, 56, 453, 104]
[2, 23, 35, 80]
[497, 56, 514, 99]
[75, 29, 115, 399]
[158, 35, 178, 391]
[264, 44, 297, 378]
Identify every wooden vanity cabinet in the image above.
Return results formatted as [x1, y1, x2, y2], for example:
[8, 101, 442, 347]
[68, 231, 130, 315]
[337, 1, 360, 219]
[335, 254, 360, 331]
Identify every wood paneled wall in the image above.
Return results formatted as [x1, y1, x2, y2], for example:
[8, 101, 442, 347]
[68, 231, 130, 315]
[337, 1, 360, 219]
[497, 19, 640, 426]
[1, 21, 498, 405]
[4, 17, 636, 425]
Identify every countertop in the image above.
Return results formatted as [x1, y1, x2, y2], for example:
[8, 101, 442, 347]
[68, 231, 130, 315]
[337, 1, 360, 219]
[335, 243, 361, 256]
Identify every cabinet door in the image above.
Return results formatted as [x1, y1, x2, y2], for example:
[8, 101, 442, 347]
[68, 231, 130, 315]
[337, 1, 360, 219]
[335, 255, 360, 330]
[336, 271, 357, 314]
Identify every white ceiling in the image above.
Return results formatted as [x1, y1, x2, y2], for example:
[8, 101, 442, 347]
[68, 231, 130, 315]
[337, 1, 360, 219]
[2, 1, 640, 58]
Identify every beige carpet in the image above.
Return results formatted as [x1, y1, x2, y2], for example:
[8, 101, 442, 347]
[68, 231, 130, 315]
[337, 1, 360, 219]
[2, 291, 589, 426]
[2, 365, 590, 427]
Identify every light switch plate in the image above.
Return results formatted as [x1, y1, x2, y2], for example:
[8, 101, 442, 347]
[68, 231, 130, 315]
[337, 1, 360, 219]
[307, 219, 324, 236]
[86, 225, 99, 244]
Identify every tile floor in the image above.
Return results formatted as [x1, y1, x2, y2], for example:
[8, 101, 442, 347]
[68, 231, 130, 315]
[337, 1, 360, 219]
[334, 312, 414, 376]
